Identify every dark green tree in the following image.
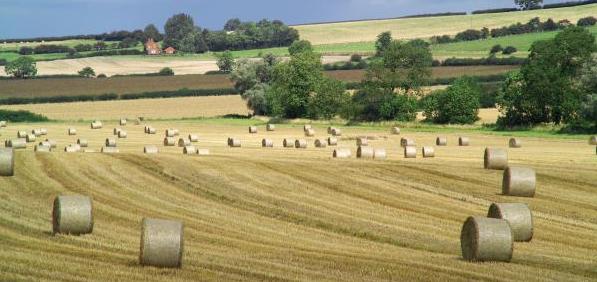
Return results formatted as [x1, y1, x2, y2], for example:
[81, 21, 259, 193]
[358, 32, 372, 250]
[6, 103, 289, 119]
[163, 13, 196, 50]
[216, 50, 235, 73]
[375, 31, 392, 56]
[144, 24, 163, 41]
[288, 40, 313, 56]
[514, 0, 542, 10]
[5, 57, 37, 78]
[224, 18, 242, 31]
[78, 66, 96, 78]
[424, 77, 481, 124]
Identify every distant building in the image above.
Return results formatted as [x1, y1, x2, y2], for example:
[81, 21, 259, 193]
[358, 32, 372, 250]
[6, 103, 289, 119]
[145, 38, 161, 55]
[164, 46, 176, 55]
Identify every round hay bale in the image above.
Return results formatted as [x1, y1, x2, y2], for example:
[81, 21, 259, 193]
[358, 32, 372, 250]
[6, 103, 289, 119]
[163, 137, 176, 146]
[105, 138, 117, 147]
[7, 138, 26, 149]
[39, 141, 52, 147]
[113, 128, 121, 135]
[64, 144, 81, 153]
[17, 131, 27, 138]
[333, 148, 351, 158]
[460, 216, 513, 262]
[249, 126, 258, 134]
[77, 139, 88, 147]
[52, 195, 93, 235]
[304, 128, 315, 137]
[119, 118, 127, 126]
[404, 146, 417, 158]
[0, 121, 6, 127]
[147, 127, 156, 134]
[139, 218, 184, 268]
[356, 137, 368, 146]
[400, 138, 415, 147]
[283, 139, 295, 148]
[487, 203, 533, 242]
[178, 138, 190, 147]
[327, 137, 338, 146]
[26, 134, 36, 143]
[165, 129, 178, 137]
[357, 146, 374, 159]
[45, 139, 57, 148]
[68, 128, 77, 135]
[327, 127, 335, 134]
[0, 148, 15, 176]
[144, 145, 159, 154]
[183, 146, 197, 155]
[101, 147, 119, 153]
[374, 148, 387, 160]
[32, 129, 43, 136]
[295, 139, 307, 149]
[459, 137, 470, 146]
[303, 125, 312, 131]
[40, 128, 48, 135]
[509, 138, 522, 148]
[331, 128, 342, 136]
[266, 124, 275, 131]
[314, 139, 327, 148]
[35, 144, 51, 152]
[502, 167, 536, 197]
[91, 121, 103, 129]
[391, 127, 400, 135]
[197, 149, 210, 156]
[422, 146, 435, 158]
[589, 136, 596, 145]
[484, 148, 508, 170]
[228, 138, 241, 148]
[436, 137, 447, 146]
[188, 134, 199, 142]
[262, 139, 273, 148]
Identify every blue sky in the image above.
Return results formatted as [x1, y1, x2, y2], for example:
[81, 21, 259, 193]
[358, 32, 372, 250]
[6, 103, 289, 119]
[0, 0, 568, 39]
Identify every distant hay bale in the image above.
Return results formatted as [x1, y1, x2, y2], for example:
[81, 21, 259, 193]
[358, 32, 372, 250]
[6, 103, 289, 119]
[422, 146, 435, 158]
[295, 139, 307, 149]
[262, 139, 273, 148]
[197, 149, 210, 156]
[333, 148, 351, 158]
[327, 137, 338, 146]
[509, 138, 522, 148]
[163, 137, 176, 146]
[0, 121, 6, 127]
[436, 137, 447, 146]
[188, 134, 199, 142]
[39, 141, 52, 148]
[488, 203, 533, 242]
[589, 136, 596, 145]
[391, 127, 400, 135]
[460, 216, 513, 262]
[7, 138, 26, 149]
[45, 139, 57, 148]
[183, 146, 197, 155]
[144, 145, 159, 154]
[502, 167, 536, 197]
[77, 139, 88, 147]
[283, 139, 295, 148]
[374, 148, 387, 160]
[331, 128, 342, 136]
[91, 121, 103, 129]
[400, 138, 415, 147]
[105, 138, 117, 147]
[357, 146, 374, 159]
[228, 138, 241, 147]
[304, 128, 315, 137]
[52, 195, 94, 235]
[40, 128, 48, 135]
[68, 128, 77, 136]
[459, 137, 470, 146]
[26, 134, 36, 143]
[32, 129, 43, 136]
[139, 218, 184, 268]
[120, 118, 127, 126]
[113, 128, 121, 135]
[404, 146, 417, 158]
[178, 138, 191, 147]
[17, 131, 27, 138]
[101, 147, 119, 153]
[303, 125, 312, 131]
[267, 124, 275, 131]
[165, 129, 179, 137]
[356, 137, 368, 146]
[249, 126, 258, 134]
[314, 139, 327, 148]
[0, 148, 15, 176]
[484, 148, 508, 170]
[147, 127, 156, 134]
[64, 144, 81, 153]
[35, 144, 51, 152]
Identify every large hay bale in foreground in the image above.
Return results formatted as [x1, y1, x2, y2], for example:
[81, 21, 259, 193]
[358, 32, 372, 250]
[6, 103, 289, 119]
[502, 167, 536, 197]
[436, 137, 447, 146]
[374, 148, 387, 160]
[7, 138, 27, 149]
[589, 136, 597, 145]
[17, 131, 28, 138]
[331, 128, 342, 136]
[249, 126, 258, 134]
[262, 139, 273, 148]
[144, 145, 159, 154]
[228, 138, 241, 148]
[139, 218, 184, 268]
[357, 146, 374, 159]
[283, 139, 295, 148]
[52, 195, 93, 235]
[77, 139, 88, 147]
[314, 139, 327, 148]
[295, 139, 307, 149]
[333, 148, 351, 158]
[391, 127, 400, 135]
[90, 121, 103, 129]
[101, 147, 119, 153]
[35, 144, 51, 152]
[487, 203, 533, 242]
[68, 128, 77, 136]
[119, 118, 127, 126]
[188, 134, 199, 142]
[45, 139, 57, 148]
[178, 138, 191, 147]
[327, 137, 338, 146]
[400, 138, 415, 147]
[459, 137, 470, 146]
[25, 134, 36, 143]
[484, 148, 508, 170]
[267, 124, 275, 131]
[404, 146, 417, 158]
[356, 137, 368, 146]
[164, 137, 176, 146]
[461, 216, 513, 262]
[422, 147, 435, 158]
[0, 148, 15, 176]
[509, 138, 522, 148]
[197, 149, 210, 156]
[304, 128, 315, 137]
[105, 138, 117, 147]
[183, 146, 197, 155]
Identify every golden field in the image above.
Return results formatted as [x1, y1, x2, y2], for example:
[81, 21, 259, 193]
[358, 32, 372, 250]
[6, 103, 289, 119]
[0, 119, 596, 281]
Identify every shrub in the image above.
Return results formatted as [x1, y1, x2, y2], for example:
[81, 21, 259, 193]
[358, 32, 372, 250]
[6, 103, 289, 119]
[455, 29, 485, 41]
[423, 76, 481, 124]
[350, 54, 362, 62]
[490, 44, 504, 54]
[577, 16, 597, 27]
[78, 67, 96, 78]
[502, 46, 518, 55]
[97, 74, 107, 78]
[158, 67, 174, 76]
[0, 59, 7, 66]
[441, 57, 526, 66]
[430, 35, 454, 44]
[19, 47, 34, 55]
[0, 109, 49, 122]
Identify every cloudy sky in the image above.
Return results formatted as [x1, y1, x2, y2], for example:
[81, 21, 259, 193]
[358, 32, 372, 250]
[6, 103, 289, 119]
[0, 0, 568, 39]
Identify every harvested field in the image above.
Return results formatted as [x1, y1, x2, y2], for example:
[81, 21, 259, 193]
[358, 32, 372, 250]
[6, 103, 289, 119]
[0, 119, 595, 281]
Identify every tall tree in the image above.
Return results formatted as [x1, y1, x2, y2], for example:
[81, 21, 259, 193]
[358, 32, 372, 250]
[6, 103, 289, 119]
[224, 18, 241, 31]
[144, 24, 163, 42]
[375, 31, 392, 56]
[163, 13, 195, 49]
[514, 0, 543, 10]
[5, 57, 37, 78]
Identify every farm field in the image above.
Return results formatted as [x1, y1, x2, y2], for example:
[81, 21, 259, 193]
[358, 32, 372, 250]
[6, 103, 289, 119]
[0, 118, 595, 281]
[292, 4, 597, 45]
[0, 39, 103, 51]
